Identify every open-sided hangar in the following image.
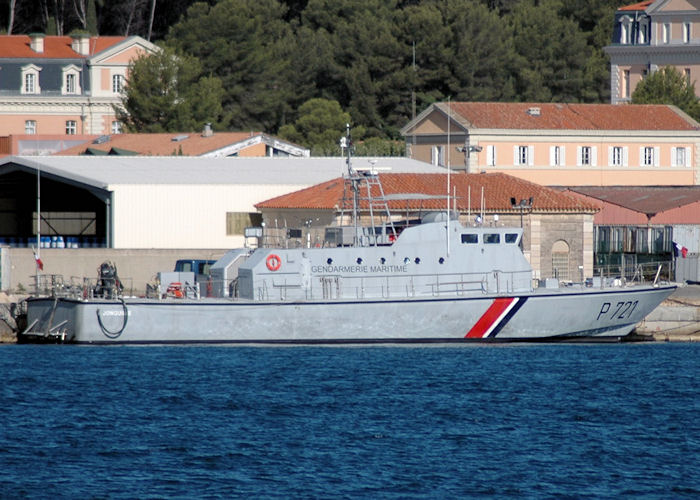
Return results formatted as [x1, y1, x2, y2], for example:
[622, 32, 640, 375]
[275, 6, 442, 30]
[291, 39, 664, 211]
[0, 156, 443, 291]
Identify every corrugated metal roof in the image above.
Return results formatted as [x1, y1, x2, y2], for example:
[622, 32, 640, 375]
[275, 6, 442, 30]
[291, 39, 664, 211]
[567, 186, 700, 216]
[258, 172, 600, 213]
[0, 156, 445, 189]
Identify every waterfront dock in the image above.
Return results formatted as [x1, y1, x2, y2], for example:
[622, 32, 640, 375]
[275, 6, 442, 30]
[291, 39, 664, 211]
[635, 284, 700, 342]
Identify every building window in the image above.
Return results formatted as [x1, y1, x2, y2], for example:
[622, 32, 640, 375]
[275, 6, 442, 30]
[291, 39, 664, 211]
[431, 146, 445, 166]
[65, 120, 77, 135]
[112, 74, 125, 93]
[66, 73, 76, 93]
[549, 145, 565, 166]
[620, 19, 631, 44]
[61, 65, 82, 95]
[684, 22, 691, 43]
[25, 120, 37, 134]
[641, 146, 659, 166]
[685, 68, 691, 84]
[672, 147, 689, 167]
[486, 145, 496, 166]
[663, 23, 670, 44]
[112, 121, 123, 134]
[582, 146, 591, 165]
[578, 146, 597, 166]
[514, 145, 533, 166]
[21, 64, 42, 94]
[25, 73, 36, 93]
[638, 22, 647, 44]
[609, 146, 626, 166]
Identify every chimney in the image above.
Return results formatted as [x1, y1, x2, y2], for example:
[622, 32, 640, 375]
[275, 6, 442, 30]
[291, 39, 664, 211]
[71, 34, 91, 56]
[202, 123, 213, 137]
[29, 34, 44, 53]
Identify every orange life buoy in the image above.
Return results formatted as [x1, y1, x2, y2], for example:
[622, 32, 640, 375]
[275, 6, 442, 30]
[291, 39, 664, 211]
[266, 254, 281, 271]
[167, 282, 184, 298]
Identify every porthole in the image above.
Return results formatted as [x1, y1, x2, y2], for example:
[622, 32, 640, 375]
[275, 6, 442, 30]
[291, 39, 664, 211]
[327, 258, 333, 265]
[415, 257, 421, 264]
[356, 257, 363, 264]
[380, 257, 386, 264]
[403, 257, 410, 264]
[439, 257, 445, 264]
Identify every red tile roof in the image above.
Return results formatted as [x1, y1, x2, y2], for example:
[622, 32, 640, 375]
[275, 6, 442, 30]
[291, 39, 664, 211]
[619, 1, 654, 11]
[0, 35, 125, 58]
[257, 173, 600, 213]
[445, 102, 698, 131]
[56, 132, 266, 156]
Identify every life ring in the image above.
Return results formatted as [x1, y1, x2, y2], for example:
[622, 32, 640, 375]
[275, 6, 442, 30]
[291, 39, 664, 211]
[167, 282, 184, 298]
[266, 254, 281, 271]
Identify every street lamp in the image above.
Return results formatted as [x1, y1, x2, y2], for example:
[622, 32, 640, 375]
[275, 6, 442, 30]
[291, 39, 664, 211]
[510, 196, 533, 228]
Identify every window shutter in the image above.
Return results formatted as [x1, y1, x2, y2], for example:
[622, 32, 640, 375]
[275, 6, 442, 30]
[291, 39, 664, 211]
[528, 145, 534, 166]
[549, 146, 555, 166]
[513, 146, 519, 166]
[431, 146, 437, 165]
[639, 147, 644, 167]
[671, 147, 677, 167]
[592, 146, 598, 167]
[608, 147, 613, 166]
[487, 145, 494, 166]
[623, 147, 628, 167]
[654, 147, 660, 167]
[686, 147, 692, 167]
[560, 146, 566, 166]
[576, 146, 582, 166]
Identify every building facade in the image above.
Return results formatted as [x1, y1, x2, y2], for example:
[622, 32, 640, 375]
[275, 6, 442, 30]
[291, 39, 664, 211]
[0, 34, 158, 136]
[604, 0, 700, 104]
[401, 101, 700, 186]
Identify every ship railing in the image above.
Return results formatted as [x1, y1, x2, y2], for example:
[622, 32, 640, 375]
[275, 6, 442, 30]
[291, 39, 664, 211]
[32, 274, 135, 300]
[254, 270, 531, 301]
[594, 260, 673, 285]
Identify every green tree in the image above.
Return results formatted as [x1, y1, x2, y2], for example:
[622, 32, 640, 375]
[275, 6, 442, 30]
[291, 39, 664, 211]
[115, 47, 224, 132]
[509, 0, 590, 102]
[632, 66, 700, 121]
[166, 0, 293, 131]
[278, 98, 356, 155]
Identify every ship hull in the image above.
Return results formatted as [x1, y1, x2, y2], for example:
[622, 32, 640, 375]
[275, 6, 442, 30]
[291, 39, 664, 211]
[22, 285, 676, 344]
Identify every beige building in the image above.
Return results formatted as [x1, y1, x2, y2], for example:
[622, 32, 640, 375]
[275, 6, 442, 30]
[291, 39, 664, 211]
[0, 34, 158, 136]
[604, 0, 700, 104]
[401, 101, 700, 186]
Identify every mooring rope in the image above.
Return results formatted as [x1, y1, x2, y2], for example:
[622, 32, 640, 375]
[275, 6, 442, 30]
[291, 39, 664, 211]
[96, 299, 129, 339]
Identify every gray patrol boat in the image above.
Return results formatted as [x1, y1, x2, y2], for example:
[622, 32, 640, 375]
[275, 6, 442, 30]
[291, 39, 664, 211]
[21, 130, 676, 344]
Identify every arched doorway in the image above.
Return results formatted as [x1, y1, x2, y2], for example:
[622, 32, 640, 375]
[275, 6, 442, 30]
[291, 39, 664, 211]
[552, 240, 570, 281]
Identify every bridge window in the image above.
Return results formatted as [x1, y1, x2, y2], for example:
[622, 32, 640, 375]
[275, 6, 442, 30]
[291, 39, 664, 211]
[461, 234, 478, 244]
[484, 233, 500, 244]
[505, 233, 518, 244]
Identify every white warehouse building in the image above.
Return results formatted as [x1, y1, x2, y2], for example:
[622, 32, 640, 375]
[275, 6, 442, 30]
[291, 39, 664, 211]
[0, 156, 444, 250]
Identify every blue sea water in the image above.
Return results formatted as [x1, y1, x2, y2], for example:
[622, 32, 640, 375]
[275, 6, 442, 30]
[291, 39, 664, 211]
[0, 344, 698, 499]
